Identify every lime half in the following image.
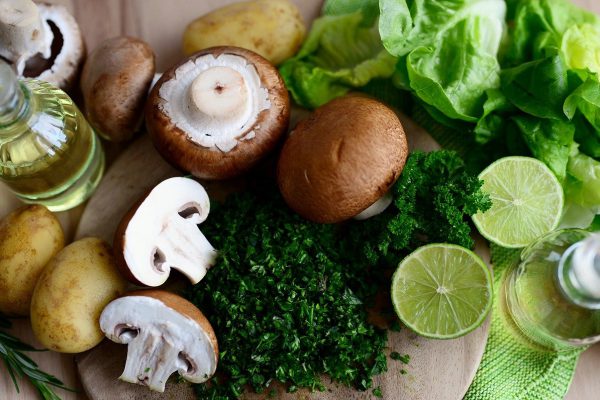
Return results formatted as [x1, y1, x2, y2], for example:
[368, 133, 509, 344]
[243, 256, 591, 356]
[472, 156, 564, 248]
[391, 244, 492, 339]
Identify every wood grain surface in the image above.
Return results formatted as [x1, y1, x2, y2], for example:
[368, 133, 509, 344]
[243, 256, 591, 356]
[0, 0, 599, 399]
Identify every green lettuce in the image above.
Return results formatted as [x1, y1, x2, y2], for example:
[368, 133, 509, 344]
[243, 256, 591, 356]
[511, 115, 574, 180]
[504, 0, 600, 66]
[564, 77, 600, 158]
[562, 23, 600, 74]
[279, 7, 396, 108]
[565, 145, 600, 210]
[379, 0, 506, 121]
[500, 55, 570, 120]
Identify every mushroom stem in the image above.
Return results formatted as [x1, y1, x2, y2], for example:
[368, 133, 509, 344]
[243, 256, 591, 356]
[0, 0, 53, 75]
[120, 328, 180, 392]
[188, 66, 248, 120]
[153, 213, 217, 284]
[354, 192, 394, 221]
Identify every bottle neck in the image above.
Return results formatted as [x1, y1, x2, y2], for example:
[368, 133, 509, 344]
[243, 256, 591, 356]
[558, 234, 600, 309]
[0, 61, 28, 129]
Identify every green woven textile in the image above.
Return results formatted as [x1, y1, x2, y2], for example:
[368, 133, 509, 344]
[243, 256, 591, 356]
[464, 244, 583, 400]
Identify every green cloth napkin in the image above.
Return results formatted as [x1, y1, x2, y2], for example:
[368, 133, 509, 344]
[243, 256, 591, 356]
[464, 244, 584, 400]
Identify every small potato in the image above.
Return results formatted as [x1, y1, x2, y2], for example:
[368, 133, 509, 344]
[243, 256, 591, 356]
[183, 0, 306, 65]
[31, 238, 127, 353]
[0, 205, 64, 316]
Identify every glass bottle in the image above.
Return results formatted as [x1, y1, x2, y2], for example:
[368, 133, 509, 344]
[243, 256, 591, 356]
[502, 229, 600, 352]
[0, 60, 104, 211]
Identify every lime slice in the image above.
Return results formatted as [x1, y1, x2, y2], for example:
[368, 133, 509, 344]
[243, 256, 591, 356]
[391, 244, 492, 339]
[472, 156, 564, 248]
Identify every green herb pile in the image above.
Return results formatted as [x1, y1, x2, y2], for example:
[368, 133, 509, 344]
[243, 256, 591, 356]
[188, 185, 388, 399]
[346, 151, 491, 265]
[281, 0, 600, 226]
[0, 316, 72, 400]
[187, 151, 490, 399]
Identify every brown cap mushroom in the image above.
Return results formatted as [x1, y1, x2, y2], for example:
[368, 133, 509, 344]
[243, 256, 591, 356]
[0, 0, 85, 91]
[99, 290, 218, 392]
[81, 36, 156, 142]
[277, 96, 408, 224]
[114, 177, 217, 287]
[146, 46, 290, 180]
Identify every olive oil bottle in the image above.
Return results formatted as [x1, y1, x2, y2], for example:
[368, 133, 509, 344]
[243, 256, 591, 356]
[0, 61, 104, 211]
[502, 229, 600, 351]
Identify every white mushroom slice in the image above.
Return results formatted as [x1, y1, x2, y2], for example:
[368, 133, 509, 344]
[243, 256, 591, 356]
[100, 290, 218, 393]
[114, 177, 217, 287]
[0, 0, 52, 74]
[158, 53, 270, 152]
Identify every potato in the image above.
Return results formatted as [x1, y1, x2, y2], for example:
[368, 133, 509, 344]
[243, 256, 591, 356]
[183, 0, 306, 65]
[0, 205, 64, 316]
[30, 238, 127, 353]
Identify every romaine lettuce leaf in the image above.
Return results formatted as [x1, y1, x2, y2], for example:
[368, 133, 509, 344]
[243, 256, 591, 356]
[474, 89, 513, 143]
[379, 0, 506, 57]
[279, 10, 396, 108]
[565, 145, 600, 210]
[562, 23, 600, 75]
[500, 55, 570, 120]
[512, 115, 574, 180]
[505, 0, 600, 67]
[379, 0, 506, 122]
[323, 0, 380, 23]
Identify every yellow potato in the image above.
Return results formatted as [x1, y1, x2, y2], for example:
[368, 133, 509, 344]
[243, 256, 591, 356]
[30, 238, 127, 353]
[183, 0, 306, 65]
[0, 205, 64, 316]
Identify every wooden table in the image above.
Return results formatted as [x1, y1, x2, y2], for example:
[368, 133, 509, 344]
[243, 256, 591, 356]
[1, 0, 599, 399]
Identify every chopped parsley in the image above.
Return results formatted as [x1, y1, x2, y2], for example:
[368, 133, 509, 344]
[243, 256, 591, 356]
[189, 185, 387, 399]
[188, 150, 489, 399]
[373, 387, 383, 398]
[347, 150, 491, 265]
[390, 352, 410, 364]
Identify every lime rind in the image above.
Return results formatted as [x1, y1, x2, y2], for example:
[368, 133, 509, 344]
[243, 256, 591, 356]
[472, 156, 564, 249]
[391, 244, 493, 340]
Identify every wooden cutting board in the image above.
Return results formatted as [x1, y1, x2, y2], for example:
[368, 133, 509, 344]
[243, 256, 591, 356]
[0, 0, 596, 399]
[73, 109, 491, 400]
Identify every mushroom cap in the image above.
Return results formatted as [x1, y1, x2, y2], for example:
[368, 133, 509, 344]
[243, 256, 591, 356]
[113, 177, 217, 287]
[80, 36, 156, 142]
[277, 96, 408, 223]
[146, 46, 290, 180]
[23, 3, 85, 92]
[99, 290, 218, 388]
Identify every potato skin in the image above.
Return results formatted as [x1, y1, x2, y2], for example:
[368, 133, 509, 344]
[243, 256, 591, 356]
[31, 238, 127, 353]
[0, 205, 64, 316]
[182, 0, 305, 65]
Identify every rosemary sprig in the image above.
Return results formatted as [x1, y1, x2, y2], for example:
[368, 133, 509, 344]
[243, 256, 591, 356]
[0, 315, 74, 400]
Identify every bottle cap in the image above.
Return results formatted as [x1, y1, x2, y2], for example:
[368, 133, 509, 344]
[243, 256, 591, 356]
[572, 234, 600, 299]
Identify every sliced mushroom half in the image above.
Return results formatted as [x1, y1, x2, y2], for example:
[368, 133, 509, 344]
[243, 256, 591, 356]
[99, 290, 218, 392]
[0, 0, 85, 91]
[114, 177, 217, 287]
[146, 46, 290, 180]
